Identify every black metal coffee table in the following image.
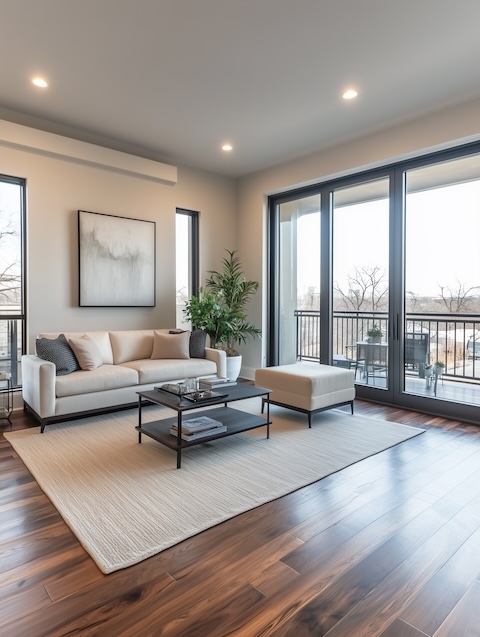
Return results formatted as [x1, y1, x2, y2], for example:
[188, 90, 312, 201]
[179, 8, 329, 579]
[136, 384, 271, 468]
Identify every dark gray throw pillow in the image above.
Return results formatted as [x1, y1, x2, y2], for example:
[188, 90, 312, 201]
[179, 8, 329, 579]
[36, 333, 81, 376]
[189, 329, 207, 358]
[169, 328, 207, 358]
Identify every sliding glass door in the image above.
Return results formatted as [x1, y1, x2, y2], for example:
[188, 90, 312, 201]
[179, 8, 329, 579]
[332, 179, 390, 395]
[268, 142, 480, 423]
[403, 153, 480, 417]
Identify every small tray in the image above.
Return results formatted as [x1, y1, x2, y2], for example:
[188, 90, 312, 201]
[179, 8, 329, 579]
[182, 390, 228, 402]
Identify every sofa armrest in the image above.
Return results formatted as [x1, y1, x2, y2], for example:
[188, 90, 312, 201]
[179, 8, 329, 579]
[21, 355, 56, 419]
[204, 347, 227, 379]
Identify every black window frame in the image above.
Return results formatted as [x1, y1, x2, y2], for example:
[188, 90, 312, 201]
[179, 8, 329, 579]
[176, 208, 199, 300]
[0, 173, 26, 388]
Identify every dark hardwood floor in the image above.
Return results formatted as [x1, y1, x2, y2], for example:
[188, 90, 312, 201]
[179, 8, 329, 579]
[2, 400, 480, 636]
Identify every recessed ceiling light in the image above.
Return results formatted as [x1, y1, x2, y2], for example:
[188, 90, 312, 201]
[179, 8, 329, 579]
[32, 77, 48, 88]
[342, 89, 358, 100]
[222, 144, 233, 151]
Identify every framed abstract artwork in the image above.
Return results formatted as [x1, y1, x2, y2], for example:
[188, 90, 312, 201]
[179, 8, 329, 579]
[78, 210, 156, 307]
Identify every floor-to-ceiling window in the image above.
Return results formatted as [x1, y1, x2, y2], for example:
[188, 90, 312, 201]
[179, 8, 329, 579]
[175, 208, 198, 329]
[268, 142, 480, 424]
[274, 194, 321, 365]
[332, 179, 390, 388]
[403, 154, 480, 410]
[0, 175, 25, 389]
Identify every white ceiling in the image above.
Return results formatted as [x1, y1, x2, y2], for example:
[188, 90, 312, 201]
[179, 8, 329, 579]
[2, 0, 480, 178]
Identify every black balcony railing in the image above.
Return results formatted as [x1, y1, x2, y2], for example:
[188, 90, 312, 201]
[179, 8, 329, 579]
[0, 318, 22, 388]
[295, 309, 480, 384]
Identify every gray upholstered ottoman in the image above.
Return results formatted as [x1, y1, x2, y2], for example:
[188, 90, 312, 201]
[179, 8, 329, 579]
[255, 362, 355, 427]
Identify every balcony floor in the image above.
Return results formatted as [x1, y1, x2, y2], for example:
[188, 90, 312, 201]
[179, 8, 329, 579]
[356, 371, 480, 406]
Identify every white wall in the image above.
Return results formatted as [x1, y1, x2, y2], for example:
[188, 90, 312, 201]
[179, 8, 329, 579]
[0, 122, 237, 353]
[237, 96, 480, 378]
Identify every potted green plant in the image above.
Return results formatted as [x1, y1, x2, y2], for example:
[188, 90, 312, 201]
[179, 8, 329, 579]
[183, 250, 261, 380]
[182, 288, 226, 347]
[433, 361, 445, 375]
[367, 324, 383, 343]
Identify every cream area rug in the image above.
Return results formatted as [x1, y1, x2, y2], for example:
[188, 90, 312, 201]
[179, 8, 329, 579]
[5, 399, 424, 574]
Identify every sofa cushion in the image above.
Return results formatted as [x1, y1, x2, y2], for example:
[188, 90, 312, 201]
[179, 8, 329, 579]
[256, 362, 355, 395]
[109, 330, 154, 364]
[151, 330, 190, 359]
[68, 335, 103, 371]
[55, 365, 139, 398]
[39, 331, 113, 365]
[169, 329, 207, 358]
[36, 334, 80, 376]
[255, 363, 355, 412]
[121, 358, 217, 384]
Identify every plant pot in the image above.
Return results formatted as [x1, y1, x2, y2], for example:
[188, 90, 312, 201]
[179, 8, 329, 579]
[226, 355, 242, 382]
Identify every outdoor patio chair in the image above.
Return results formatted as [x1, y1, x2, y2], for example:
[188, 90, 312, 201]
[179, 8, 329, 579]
[405, 332, 429, 377]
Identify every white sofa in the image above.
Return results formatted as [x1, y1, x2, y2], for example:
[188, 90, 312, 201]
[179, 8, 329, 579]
[22, 329, 226, 432]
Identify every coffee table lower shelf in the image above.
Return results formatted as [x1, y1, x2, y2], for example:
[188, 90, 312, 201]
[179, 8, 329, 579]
[136, 406, 270, 468]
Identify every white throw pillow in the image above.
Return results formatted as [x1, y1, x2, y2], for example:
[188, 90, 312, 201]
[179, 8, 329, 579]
[68, 335, 104, 371]
[151, 330, 191, 360]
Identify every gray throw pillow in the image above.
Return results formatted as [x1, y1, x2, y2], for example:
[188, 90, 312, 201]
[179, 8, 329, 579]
[36, 333, 81, 376]
[169, 329, 207, 358]
[189, 329, 207, 358]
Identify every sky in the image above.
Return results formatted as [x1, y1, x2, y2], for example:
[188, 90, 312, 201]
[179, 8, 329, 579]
[0, 181, 21, 302]
[176, 213, 190, 302]
[297, 178, 480, 300]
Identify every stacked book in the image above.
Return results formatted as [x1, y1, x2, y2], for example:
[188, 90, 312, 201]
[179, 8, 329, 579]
[170, 415, 227, 441]
[199, 376, 237, 390]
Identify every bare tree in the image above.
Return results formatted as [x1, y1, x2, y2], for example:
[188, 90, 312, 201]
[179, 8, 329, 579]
[176, 286, 188, 305]
[437, 280, 480, 314]
[406, 290, 420, 312]
[334, 265, 388, 311]
[0, 215, 21, 304]
[0, 262, 21, 303]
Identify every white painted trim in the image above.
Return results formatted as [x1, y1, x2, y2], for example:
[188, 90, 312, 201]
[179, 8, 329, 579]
[12, 390, 23, 412]
[240, 365, 256, 381]
[0, 119, 177, 185]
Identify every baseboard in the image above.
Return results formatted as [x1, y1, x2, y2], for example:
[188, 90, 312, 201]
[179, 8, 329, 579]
[12, 390, 23, 412]
[240, 366, 256, 381]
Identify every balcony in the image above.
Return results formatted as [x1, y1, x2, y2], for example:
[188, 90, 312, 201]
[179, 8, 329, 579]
[0, 319, 22, 389]
[295, 309, 480, 403]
